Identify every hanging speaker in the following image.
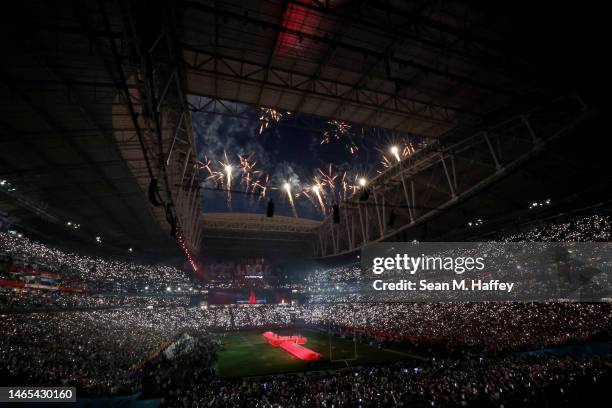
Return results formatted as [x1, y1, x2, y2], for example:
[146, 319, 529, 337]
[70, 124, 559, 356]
[359, 188, 370, 201]
[148, 178, 162, 207]
[332, 204, 340, 224]
[266, 200, 275, 217]
[387, 210, 396, 227]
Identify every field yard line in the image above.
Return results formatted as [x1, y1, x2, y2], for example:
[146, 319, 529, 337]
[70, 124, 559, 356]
[381, 347, 428, 361]
[239, 332, 256, 350]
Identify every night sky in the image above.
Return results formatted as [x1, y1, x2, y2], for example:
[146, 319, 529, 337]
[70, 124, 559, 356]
[191, 96, 424, 220]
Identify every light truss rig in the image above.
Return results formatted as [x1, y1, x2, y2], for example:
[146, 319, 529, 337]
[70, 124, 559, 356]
[314, 94, 588, 258]
[175, 0, 538, 138]
[102, 1, 204, 256]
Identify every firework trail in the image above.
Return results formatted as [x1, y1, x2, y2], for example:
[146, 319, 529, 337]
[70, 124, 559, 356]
[217, 152, 234, 209]
[251, 174, 269, 199]
[283, 182, 298, 217]
[198, 156, 223, 184]
[238, 154, 257, 192]
[309, 178, 326, 214]
[341, 171, 348, 201]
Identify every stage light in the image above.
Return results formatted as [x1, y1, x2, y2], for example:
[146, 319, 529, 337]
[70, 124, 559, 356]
[283, 182, 291, 192]
[224, 164, 233, 174]
[311, 185, 319, 193]
[95, 236, 102, 243]
[166, 287, 171, 292]
[67, 221, 72, 226]
[358, 177, 367, 187]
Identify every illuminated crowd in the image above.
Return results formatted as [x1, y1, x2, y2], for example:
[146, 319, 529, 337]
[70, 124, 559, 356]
[0, 308, 211, 394]
[0, 232, 192, 291]
[0, 213, 610, 405]
[0, 287, 191, 311]
[301, 302, 612, 353]
[502, 214, 611, 242]
[166, 355, 609, 407]
[0, 301, 609, 404]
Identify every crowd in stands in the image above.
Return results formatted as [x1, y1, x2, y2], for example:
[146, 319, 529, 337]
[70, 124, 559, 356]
[502, 214, 611, 242]
[233, 303, 293, 327]
[301, 302, 611, 353]
[0, 308, 215, 395]
[0, 213, 610, 405]
[0, 300, 610, 406]
[305, 214, 612, 304]
[0, 287, 191, 311]
[168, 355, 609, 407]
[0, 232, 191, 292]
[2, 303, 608, 405]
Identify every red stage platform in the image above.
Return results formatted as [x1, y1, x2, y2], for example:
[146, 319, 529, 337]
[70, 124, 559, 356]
[263, 331, 307, 346]
[262, 332, 321, 361]
[279, 341, 321, 361]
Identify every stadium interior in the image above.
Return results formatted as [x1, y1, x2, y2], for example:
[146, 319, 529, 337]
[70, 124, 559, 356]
[0, 1, 610, 407]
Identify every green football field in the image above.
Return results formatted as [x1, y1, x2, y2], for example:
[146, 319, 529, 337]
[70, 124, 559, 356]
[215, 328, 426, 378]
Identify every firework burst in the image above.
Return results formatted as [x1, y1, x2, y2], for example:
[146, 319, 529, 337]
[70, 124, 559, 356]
[378, 137, 420, 170]
[238, 154, 258, 193]
[321, 120, 358, 155]
[251, 174, 270, 199]
[259, 108, 288, 135]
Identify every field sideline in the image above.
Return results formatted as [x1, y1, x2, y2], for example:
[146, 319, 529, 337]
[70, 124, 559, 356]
[215, 328, 424, 377]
